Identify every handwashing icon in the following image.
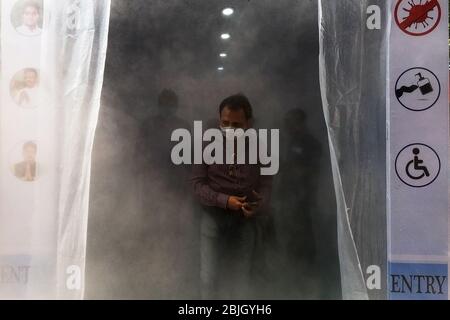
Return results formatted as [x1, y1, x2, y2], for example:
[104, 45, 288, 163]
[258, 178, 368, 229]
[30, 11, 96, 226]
[396, 73, 433, 98]
[395, 67, 440, 112]
[416, 73, 433, 95]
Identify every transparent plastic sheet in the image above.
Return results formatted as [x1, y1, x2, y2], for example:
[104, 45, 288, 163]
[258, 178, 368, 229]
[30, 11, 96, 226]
[0, 0, 110, 299]
[44, 0, 111, 299]
[319, 0, 388, 300]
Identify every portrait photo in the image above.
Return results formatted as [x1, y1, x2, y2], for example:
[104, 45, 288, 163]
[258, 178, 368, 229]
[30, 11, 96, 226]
[11, 141, 38, 182]
[11, 0, 43, 37]
[10, 68, 40, 109]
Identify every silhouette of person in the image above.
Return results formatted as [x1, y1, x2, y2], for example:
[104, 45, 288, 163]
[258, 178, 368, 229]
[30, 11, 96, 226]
[133, 89, 192, 298]
[273, 108, 322, 297]
[136, 89, 190, 177]
[14, 141, 37, 182]
[16, 1, 42, 36]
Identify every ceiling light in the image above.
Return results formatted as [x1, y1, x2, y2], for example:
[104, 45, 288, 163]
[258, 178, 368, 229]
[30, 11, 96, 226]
[222, 8, 234, 16]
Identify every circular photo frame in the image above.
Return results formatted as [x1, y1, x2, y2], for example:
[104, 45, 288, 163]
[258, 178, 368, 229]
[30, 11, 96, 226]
[9, 140, 39, 183]
[11, 0, 43, 37]
[10, 68, 40, 109]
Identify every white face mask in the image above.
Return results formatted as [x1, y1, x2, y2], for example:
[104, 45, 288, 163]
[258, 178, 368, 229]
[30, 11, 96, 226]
[220, 126, 245, 140]
[220, 126, 233, 136]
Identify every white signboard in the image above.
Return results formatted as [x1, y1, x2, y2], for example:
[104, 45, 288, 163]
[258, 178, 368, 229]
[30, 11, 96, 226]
[387, 0, 449, 300]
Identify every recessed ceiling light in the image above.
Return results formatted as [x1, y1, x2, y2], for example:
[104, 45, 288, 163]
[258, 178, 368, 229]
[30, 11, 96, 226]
[221, 33, 231, 40]
[218, 67, 224, 71]
[220, 53, 227, 58]
[222, 8, 234, 16]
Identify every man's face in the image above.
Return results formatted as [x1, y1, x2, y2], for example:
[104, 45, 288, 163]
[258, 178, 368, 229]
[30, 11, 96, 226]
[22, 6, 39, 28]
[220, 106, 249, 130]
[23, 146, 37, 162]
[24, 71, 37, 88]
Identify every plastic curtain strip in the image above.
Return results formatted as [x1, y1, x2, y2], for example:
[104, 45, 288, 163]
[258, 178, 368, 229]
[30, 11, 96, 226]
[318, 0, 389, 300]
[0, 0, 110, 299]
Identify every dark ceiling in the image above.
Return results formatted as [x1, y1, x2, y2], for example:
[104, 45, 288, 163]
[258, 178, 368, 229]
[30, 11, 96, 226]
[103, 0, 323, 130]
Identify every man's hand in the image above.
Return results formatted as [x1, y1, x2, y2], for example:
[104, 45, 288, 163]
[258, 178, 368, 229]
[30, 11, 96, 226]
[242, 190, 263, 218]
[227, 196, 247, 211]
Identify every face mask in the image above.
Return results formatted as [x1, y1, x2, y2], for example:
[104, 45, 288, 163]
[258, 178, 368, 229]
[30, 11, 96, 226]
[220, 126, 246, 140]
[220, 126, 233, 137]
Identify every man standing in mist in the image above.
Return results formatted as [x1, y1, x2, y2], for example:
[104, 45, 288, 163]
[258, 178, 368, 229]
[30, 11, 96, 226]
[190, 94, 272, 299]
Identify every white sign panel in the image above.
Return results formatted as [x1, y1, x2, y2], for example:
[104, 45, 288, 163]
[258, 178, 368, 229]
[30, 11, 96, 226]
[387, 0, 449, 300]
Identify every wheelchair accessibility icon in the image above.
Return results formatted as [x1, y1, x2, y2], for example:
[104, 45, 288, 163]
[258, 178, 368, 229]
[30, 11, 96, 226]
[395, 143, 441, 188]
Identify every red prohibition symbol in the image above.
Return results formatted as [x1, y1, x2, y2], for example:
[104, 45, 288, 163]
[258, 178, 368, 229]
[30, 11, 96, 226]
[395, 0, 441, 36]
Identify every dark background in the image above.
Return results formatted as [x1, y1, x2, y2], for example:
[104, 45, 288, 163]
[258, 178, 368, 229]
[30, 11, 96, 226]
[86, 0, 341, 299]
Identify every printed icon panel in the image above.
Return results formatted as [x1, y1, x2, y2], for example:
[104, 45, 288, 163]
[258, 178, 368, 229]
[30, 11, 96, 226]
[395, 143, 441, 188]
[395, 0, 441, 36]
[395, 67, 440, 111]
